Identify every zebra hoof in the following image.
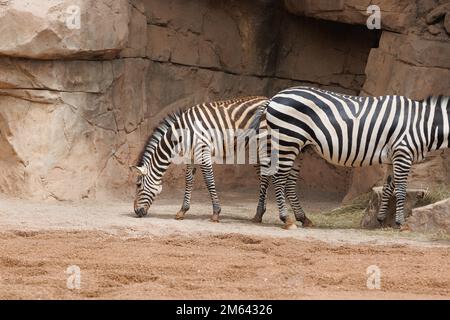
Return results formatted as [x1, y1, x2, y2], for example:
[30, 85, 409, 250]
[400, 224, 411, 232]
[302, 217, 314, 228]
[282, 218, 297, 230]
[251, 215, 263, 223]
[393, 221, 408, 230]
[210, 213, 220, 223]
[377, 217, 385, 226]
[175, 211, 185, 220]
[283, 223, 297, 230]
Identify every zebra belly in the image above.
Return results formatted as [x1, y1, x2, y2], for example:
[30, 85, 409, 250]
[308, 145, 391, 168]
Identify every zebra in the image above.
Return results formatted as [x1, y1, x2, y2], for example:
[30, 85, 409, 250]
[131, 96, 313, 227]
[251, 86, 449, 229]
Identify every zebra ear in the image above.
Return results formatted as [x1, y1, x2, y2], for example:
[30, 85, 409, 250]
[130, 165, 148, 176]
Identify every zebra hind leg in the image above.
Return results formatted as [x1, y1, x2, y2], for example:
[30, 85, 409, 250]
[376, 173, 395, 224]
[285, 167, 313, 227]
[392, 153, 412, 228]
[272, 172, 297, 229]
[175, 165, 196, 220]
[252, 165, 270, 223]
[199, 149, 221, 222]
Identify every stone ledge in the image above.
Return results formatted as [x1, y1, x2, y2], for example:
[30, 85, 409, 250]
[379, 32, 450, 69]
[0, 0, 130, 60]
[362, 31, 450, 100]
[408, 198, 450, 234]
[284, 0, 415, 33]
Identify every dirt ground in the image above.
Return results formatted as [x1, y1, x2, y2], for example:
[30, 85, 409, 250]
[0, 190, 449, 299]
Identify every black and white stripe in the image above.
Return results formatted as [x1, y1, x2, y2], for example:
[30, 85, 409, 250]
[256, 86, 449, 227]
[132, 96, 311, 225]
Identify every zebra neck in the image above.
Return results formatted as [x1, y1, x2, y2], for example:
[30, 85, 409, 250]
[140, 129, 177, 178]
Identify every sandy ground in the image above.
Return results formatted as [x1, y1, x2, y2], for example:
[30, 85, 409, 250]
[0, 190, 449, 299]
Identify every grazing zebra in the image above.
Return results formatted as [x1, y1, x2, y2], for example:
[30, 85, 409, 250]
[131, 96, 312, 226]
[252, 86, 449, 229]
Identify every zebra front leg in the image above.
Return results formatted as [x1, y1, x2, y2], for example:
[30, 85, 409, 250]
[175, 165, 196, 220]
[392, 153, 412, 228]
[376, 172, 395, 224]
[252, 165, 270, 223]
[272, 172, 297, 230]
[285, 167, 313, 227]
[199, 149, 221, 222]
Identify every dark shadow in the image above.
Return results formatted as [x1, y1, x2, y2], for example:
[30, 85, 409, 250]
[119, 210, 297, 229]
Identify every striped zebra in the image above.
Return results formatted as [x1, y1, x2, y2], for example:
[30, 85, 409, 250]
[252, 86, 449, 229]
[131, 96, 312, 227]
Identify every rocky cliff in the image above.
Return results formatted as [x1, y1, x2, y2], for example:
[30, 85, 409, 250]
[0, 0, 449, 201]
[289, 0, 450, 201]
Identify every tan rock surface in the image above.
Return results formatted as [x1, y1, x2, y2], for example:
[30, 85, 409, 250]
[348, 24, 450, 201]
[363, 32, 450, 100]
[0, 58, 150, 200]
[284, 0, 415, 32]
[425, 3, 450, 25]
[408, 198, 450, 233]
[0, 0, 130, 59]
[144, 0, 280, 76]
[0, 58, 114, 92]
[120, 4, 147, 58]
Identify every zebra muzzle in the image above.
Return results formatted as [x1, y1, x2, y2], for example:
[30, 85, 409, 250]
[135, 207, 148, 218]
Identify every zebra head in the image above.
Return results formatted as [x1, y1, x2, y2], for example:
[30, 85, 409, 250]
[131, 164, 163, 217]
[130, 110, 184, 217]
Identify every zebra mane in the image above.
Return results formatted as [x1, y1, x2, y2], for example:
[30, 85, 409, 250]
[137, 109, 184, 167]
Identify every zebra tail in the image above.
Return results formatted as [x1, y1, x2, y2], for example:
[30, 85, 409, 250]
[237, 99, 270, 159]
[247, 99, 270, 133]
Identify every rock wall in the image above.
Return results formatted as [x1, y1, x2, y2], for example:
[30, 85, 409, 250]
[1, 0, 379, 201]
[283, 0, 450, 202]
[341, 1, 450, 200]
